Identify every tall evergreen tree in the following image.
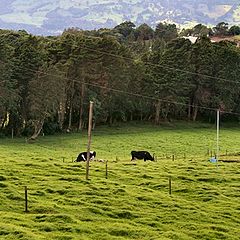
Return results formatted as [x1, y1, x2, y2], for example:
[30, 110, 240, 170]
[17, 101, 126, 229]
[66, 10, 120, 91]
[9, 33, 42, 134]
[148, 38, 192, 123]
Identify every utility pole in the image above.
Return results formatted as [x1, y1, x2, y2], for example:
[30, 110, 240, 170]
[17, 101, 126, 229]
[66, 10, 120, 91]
[86, 101, 94, 180]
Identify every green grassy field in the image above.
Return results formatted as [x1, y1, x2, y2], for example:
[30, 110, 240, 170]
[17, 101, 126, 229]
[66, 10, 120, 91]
[0, 122, 240, 239]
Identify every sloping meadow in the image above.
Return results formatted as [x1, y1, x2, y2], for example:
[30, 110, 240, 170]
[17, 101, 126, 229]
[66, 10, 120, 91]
[0, 123, 239, 239]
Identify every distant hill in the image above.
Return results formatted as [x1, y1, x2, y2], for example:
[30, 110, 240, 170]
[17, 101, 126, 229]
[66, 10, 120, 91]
[0, 0, 239, 35]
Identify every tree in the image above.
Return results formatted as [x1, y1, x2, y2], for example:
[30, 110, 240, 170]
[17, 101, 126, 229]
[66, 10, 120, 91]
[180, 24, 213, 37]
[8, 33, 42, 135]
[135, 23, 154, 41]
[92, 36, 135, 125]
[179, 28, 193, 37]
[27, 65, 66, 140]
[0, 37, 18, 132]
[192, 24, 213, 37]
[210, 41, 240, 114]
[189, 36, 215, 121]
[0, 30, 24, 134]
[213, 22, 229, 36]
[114, 21, 136, 39]
[148, 38, 192, 123]
[155, 22, 178, 42]
[229, 25, 240, 36]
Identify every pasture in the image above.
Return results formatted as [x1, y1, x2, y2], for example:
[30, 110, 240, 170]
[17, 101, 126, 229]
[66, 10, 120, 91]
[0, 122, 239, 239]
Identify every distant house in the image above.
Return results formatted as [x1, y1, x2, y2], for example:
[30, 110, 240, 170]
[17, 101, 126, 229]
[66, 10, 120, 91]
[210, 36, 240, 47]
[182, 36, 240, 47]
[182, 36, 198, 44]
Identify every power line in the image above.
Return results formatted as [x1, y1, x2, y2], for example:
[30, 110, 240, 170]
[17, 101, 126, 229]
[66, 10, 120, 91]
[77, 44, 240, 85]
[1, 34, 240, 115]
[2, 63, 240, 116]
[1, 51, 240, 115]
[1, 32, 240, 86]
[43, 33, 240, 85]
[1, 40, 240, 88]
[74, 79, 240, 116]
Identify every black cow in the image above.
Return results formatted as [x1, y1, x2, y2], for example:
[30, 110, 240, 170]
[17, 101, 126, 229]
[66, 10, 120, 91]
[75, 151, 96, 162]
[131, 151, 154, 161]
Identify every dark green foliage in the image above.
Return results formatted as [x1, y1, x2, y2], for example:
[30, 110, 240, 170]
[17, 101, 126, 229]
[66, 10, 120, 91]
[181, 24, 213, 37]
[43, 121, 60, 135]
[0, 22, 240, 137]
[135, 24, 154, 41]
[229, 25, 240, 36]
[213, 22, 229, 36]
[155, 22, 178, 41]
[114, 21, 136, 39]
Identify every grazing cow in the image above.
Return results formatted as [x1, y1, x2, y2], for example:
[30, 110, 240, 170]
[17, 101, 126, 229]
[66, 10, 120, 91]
[131, 151, 154, 161]
[75, 151, 96, 162]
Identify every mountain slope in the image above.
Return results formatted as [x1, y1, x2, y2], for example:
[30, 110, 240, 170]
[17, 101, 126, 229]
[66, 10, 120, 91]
[0, 0, 239, 35]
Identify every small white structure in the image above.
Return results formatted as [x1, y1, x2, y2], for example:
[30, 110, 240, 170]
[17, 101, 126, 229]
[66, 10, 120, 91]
[183, 36, 198, 43]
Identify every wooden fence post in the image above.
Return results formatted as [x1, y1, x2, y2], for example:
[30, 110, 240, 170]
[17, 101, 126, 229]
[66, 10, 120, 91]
[169, 177, 172, 195]
[105, 160, 108, 179]
[25, 186, 28, 212]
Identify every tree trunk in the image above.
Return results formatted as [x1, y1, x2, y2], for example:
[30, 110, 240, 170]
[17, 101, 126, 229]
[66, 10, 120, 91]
[155, 100, 161, 125]
[21, 95, 28, 126]
[58, 101, 65, 130]
[130, 112, 133, 121]
[28, 119, 44, 141]
[78, 83, 85, 131]
[163, 104, 170, 121]
[188, 100, 191, 121]
[67, 80, 75, 132]
[109, 115, 113, 126]
[192, 104, 198, 121]
[92, 121, 96, 130]
[68, 103, 73, 131]
[0, 112, 7, 130]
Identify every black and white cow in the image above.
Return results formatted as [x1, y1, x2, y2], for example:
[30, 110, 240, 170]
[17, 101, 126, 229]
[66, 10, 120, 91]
[131, 151, 154, 161]
[75, 151, 96, 162]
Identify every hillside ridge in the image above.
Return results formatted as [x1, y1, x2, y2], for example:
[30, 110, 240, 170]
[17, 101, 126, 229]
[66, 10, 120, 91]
[0, 0, 239, 35]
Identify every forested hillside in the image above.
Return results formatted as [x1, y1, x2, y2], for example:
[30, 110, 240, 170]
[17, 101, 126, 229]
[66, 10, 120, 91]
[0, 21, 240, 139]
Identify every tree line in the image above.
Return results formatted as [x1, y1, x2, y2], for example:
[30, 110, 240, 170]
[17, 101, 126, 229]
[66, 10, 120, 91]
[0, 21, 240, 139]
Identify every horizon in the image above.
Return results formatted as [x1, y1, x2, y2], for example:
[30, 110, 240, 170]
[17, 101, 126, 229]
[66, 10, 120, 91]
[0, 0, 239, 36]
